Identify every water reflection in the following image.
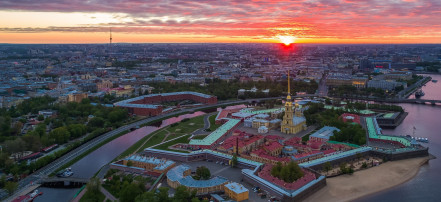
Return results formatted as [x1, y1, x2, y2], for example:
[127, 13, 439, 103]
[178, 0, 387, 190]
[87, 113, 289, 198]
[35, 111, 205, 202]
[357, 74, 441, 202]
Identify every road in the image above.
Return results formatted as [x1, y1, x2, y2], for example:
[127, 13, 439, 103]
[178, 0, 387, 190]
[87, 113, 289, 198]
[3, 96, 310, 201]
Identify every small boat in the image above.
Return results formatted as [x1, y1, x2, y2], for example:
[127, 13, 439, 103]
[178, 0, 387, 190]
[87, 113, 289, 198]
[12, 189, 43, 202]
[415, 89, 425, 98]
[56, 168, 74, 178]
[432, 80, 437, 83]
[416, 137, 429, 143]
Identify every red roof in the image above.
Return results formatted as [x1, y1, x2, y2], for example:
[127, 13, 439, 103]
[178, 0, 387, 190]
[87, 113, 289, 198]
[307, 140, 324, 150]
[294, 150, 321, 159]
[265, 135, 284, 141]
[284, 137, 302, 145]
[251, 149, 290, 162]
[258, 164, 316, 190]
[219, 131, 264, 150]
[264, 141, 283, 151]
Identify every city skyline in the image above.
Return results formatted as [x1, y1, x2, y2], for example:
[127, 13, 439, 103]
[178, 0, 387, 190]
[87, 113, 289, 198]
[1, 0, 441, 44]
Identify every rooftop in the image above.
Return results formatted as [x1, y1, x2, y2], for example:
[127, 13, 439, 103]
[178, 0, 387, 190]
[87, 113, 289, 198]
[125, 154, 175, 171]
[114, 91, 215, 109]
[309, 126, 340, 140]
[167, 164, 228, 188]
[224, 182, 249, 194]
[189, 118, 240, 146]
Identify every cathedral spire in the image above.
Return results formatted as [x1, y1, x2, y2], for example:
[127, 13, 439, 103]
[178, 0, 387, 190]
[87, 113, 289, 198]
[287, 70, 290, 95]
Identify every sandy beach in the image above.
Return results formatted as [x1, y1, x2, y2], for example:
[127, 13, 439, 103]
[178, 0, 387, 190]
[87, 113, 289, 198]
[304, 156, 431, 202]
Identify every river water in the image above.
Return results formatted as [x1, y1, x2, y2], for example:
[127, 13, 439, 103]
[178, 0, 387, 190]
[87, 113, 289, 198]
[34, 111, 205, 202]
[358, 74, 441, 202]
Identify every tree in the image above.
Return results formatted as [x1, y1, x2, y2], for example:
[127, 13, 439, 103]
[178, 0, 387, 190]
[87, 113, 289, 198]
[82, 178, 104, 202]
[3, 138, 26, 160]
[48, 127, 70, 144]
[362, 162, 368, 169]
[126, 160, 133, 167]
[135, 191, 156, 202]
[195, 166, 211, 180]
[37, 115, 44, 121]
[156, 187, 170, 202]
[120, 182, 144, 202]
[173, 186, 190, 201]
[88, 117, 105, 128]
[67, 124, 87, 138]
[4, 181, 18, 195]
[323, 162, 332, 174]
[231, 154, 238, 168]
[271, 162, 304, 183]
[191, 197, 201, 202]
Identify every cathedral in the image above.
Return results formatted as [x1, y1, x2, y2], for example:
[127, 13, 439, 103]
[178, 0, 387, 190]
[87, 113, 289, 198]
[281, 71, 307, 134]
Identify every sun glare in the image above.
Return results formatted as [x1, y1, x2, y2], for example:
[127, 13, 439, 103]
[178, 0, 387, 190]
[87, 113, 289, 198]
[277, 35, 296, 45]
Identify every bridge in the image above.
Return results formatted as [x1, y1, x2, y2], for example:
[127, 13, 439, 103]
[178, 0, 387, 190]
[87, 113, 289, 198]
[39, 177, 89, 188]
[347, 98, 441, 105]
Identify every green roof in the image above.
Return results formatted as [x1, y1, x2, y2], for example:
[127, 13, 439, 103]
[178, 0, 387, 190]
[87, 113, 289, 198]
[365, 117, 411, 147]
[327, 140, 360, 148]
[189, 118, 240, 146]
[383, 113, 395, 118]
[240, 107, 284, 114]
[324, 105, 375, 114]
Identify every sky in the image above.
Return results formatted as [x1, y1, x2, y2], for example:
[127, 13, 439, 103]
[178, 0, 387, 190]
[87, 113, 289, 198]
[0, 0, 440, 44]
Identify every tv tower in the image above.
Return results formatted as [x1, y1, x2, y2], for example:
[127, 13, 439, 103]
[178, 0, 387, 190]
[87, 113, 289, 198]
[109, 28, 112, 53]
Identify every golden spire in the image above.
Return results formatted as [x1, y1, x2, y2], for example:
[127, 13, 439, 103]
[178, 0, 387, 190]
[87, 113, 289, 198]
[286, 70, 292, 101]
[287, 70, 290, 95]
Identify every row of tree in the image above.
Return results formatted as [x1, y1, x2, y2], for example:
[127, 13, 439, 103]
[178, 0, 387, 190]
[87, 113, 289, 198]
[148, 78, 318, 100]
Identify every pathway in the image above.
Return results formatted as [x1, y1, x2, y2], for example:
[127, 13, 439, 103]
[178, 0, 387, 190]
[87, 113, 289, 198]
[100, 185, 118, 202]
[70, 187, 87, 202]
[133, 127, 169, 154]
[192, 112, 216, 135]
[283, 124, 319, 141]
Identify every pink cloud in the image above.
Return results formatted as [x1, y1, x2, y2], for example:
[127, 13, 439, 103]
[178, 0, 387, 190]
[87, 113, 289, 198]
[1, 0, 441, 42]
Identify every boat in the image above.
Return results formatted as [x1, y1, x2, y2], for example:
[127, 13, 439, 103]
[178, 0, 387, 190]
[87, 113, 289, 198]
[416, 137, 429, 143]
[415, 89, 425, 98]
[432, 80, 438, 83]
[56, 167, 74, 178]
[12, 189, 43, 202]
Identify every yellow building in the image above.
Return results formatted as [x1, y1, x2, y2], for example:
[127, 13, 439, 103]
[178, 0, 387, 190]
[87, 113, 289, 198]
[224, 182, 249, 202]
[281, 71, 306, 134]
[67, 93, 88, 103]
[252, 119, 269, 129]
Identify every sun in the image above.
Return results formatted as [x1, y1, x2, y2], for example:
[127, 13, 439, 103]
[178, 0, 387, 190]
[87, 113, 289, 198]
[277, 35, 296, 45]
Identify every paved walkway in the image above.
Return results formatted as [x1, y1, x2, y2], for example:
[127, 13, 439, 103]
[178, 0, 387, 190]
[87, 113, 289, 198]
[284, 124, 319, 141]
[70, 187, 87, 202]
[192, 112, 216, 135]
[100, 185, 118, 202]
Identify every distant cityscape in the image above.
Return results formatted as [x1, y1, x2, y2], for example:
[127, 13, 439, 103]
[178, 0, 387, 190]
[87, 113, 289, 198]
[0, 43, 440, 202]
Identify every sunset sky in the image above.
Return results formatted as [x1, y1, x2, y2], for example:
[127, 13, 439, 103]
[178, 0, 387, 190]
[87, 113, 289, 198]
[1, 0, 441, 44]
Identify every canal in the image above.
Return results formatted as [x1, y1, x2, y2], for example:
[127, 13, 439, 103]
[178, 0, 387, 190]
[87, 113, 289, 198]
[34, 111, 206, 202]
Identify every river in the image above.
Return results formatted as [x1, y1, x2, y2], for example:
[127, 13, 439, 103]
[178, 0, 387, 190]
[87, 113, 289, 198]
[34, 111, 205, 202]
[357, 74, 441, 202]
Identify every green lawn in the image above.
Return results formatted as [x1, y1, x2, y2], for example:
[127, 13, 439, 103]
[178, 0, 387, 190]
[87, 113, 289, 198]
[192, 135, 208, 140]
[115, 115, 205, 160]
[140, 130, 168, 149]
[153, 135, 191, 152]
[208, 114, 221, 131]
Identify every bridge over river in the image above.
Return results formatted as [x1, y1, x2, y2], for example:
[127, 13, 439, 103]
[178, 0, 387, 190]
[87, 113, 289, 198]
[39, 177, 88, 188]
